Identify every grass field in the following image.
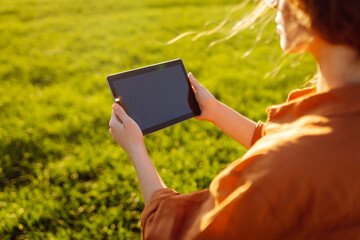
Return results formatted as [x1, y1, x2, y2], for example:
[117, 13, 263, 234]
[0, 0, 316, 239]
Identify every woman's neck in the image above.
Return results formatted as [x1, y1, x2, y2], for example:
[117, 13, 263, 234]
[312, 43, 360, 93]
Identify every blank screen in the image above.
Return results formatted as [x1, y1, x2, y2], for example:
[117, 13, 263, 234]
[112, 65, 193, 131]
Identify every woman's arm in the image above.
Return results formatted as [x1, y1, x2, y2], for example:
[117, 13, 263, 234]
[188, 73, 256, 149]
[209, 101, 257, 149]
[129, 147, 166, 204]
[109, 104, 166, 204]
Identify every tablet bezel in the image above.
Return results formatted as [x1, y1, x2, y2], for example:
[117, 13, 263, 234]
[106, 59, 201, 135]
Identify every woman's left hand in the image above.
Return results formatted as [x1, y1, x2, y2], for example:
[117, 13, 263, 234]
[109, 103, 145, 157]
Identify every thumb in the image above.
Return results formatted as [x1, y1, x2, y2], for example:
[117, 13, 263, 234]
[188, 72, 202, 88]
[112, 103, 130, 122]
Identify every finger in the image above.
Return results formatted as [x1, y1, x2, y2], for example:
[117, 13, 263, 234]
[109, 109, 120, 125]
[109, 111, 123, 129]
[188, 72, 202, 88]
[112, 103, 131, 123]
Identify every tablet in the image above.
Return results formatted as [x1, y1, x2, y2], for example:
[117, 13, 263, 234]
[107, 59, 201, 135]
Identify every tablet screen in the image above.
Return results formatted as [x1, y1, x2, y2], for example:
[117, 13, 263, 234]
[107, 59, 200, 135]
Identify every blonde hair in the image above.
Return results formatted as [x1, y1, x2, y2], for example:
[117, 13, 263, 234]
[167, 0, 318, 83]
[167, 0, 273, 51]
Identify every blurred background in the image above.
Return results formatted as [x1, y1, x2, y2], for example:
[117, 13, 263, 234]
[0, 0, 316, 239]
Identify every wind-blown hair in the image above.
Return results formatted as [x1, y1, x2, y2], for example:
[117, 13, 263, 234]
[167, 0, 272, 50]
[169, 0, 360, 54]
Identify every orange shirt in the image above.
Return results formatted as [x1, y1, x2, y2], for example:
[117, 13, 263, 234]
[141, 84, 360, 240]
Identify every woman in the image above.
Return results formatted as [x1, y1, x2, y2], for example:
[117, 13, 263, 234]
[109, 0, 360, 239]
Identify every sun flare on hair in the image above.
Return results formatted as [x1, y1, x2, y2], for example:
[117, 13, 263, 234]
[167, 0, 273, 51]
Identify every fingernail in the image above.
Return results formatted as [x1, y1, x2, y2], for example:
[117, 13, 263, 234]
[112, 103, 119, 109]
[189, 72, 193, 77]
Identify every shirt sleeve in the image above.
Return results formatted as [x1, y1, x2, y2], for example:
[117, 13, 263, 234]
[140, 178, 286, 240]
[141, 188, 214, 240]
[140, 154, 287, 240]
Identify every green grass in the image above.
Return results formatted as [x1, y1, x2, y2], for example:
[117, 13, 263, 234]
[0, 0, 316, 239]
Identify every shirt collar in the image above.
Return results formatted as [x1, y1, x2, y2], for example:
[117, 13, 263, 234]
[266, 84, 360, 123]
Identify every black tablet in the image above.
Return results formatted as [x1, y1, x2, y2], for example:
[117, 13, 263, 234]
[107, 59, 201, 135]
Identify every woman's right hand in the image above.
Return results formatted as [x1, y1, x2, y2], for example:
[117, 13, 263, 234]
[188, 72, 219, 122]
